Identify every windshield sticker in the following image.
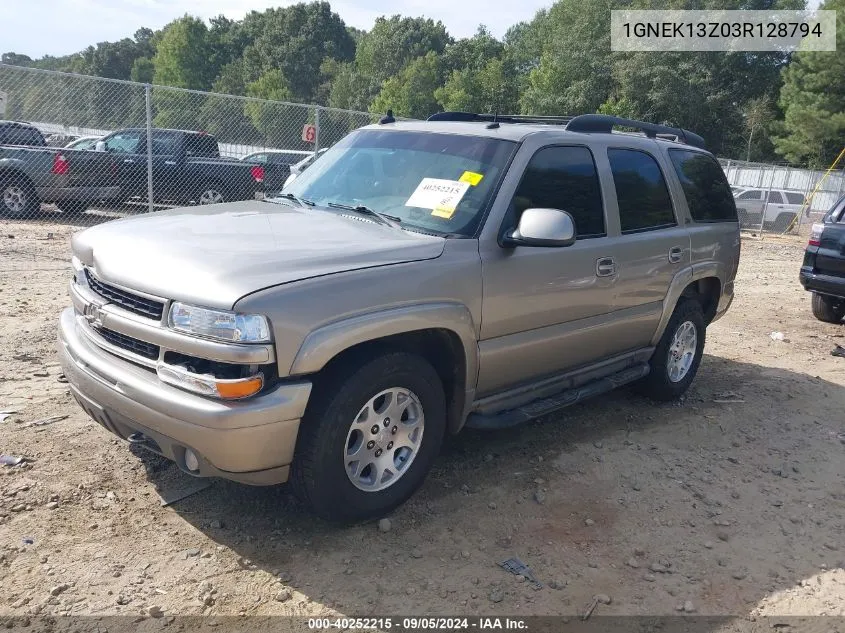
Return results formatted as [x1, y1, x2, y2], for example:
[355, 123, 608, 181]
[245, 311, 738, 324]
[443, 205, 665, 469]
[405, 178, 470, 216]
[459, 171, 484, 186]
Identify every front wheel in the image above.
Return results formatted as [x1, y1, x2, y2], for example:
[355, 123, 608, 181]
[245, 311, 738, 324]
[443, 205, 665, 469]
[291, 352, 446, 522]
[636, 299, 706, 401]
[811, 293, 845, 324]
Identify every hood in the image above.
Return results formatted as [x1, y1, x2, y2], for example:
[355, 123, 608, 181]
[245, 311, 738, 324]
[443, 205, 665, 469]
[72, 200, 445, 309]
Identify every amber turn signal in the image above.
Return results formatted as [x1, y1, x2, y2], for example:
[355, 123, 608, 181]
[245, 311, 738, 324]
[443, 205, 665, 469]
[216, 375, 264, 400]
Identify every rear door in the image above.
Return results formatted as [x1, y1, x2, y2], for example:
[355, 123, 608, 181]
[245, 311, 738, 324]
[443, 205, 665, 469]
[816, 197, 845, 276]
[603, 146, 690, 348]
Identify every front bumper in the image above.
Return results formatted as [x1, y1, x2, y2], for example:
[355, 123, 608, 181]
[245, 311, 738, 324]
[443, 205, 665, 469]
[800, 268, 845, 299]
[59, 307, 312, 485]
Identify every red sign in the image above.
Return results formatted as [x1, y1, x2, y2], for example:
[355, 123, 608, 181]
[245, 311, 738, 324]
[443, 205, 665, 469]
[302, 124, 316, 144]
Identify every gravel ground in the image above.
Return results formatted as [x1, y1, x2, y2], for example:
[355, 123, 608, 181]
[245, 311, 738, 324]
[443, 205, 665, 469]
[0, 218, 843, 622]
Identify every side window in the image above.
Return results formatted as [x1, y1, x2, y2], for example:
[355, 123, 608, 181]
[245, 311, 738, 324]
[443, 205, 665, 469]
[608, 149, 676, 233]
[737, 189, 762, 200]
[784, 192, 806, 205]
[668, 150, 737, 222]
[150, 132, 180, 156]
[510, 146, 605, 239]
[186, 134, 218, 157]
[104, 131, 142, 154]
[766, 191, 784, 204]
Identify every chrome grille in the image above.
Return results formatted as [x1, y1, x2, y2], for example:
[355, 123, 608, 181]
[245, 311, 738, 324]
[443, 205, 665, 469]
[95, 327, 160, 360]
[85, 269, 165, 320]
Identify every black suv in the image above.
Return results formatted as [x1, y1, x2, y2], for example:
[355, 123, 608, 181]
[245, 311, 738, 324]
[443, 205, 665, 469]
[800, 195, 845, 323]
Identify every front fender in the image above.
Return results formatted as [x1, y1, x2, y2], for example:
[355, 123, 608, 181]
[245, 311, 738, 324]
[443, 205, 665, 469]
[289, 302, 479, 392]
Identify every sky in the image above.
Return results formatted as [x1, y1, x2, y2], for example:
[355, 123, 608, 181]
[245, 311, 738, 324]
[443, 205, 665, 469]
[5, 0, 554, 59]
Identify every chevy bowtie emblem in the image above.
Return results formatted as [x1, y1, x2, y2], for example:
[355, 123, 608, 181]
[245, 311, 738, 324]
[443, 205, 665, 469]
[85, 303, 104, 327]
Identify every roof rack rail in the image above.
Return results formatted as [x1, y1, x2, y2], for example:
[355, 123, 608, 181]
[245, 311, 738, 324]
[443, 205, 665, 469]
[426, 111, 707, 150]
[427, 112, 573, 126]
[565, 114, 707, 150]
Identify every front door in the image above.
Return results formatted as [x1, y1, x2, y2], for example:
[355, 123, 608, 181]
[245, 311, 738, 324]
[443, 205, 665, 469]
[477, 145, 622, 396]
[101, 130, 145, 197]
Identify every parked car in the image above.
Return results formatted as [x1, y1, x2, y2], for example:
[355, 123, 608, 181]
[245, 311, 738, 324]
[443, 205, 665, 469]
[800, 195, 845, 323]
[0, 120, 119, 217]
[60, 113, 739, 521]
[44, 132, 81, 147]
[241, 150, 311, 193]
[95, 128, 265, 205]
[283, 148, 328, 189]
[65, 135, 102, 151]
[733, 187, 806, 231]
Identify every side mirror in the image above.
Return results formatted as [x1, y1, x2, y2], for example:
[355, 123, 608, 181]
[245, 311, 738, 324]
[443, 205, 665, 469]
[94, 141, 107, 152]
[502, 208, 576, 248]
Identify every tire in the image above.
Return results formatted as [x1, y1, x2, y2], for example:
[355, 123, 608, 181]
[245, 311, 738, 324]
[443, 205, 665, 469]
[194, 183, 225, 205]
[636, 299, 706, 401]
[58, 200, 90, 215]
[0, 175, 39, 218]
[290, 352, 446, 522]
[811, 293, 845, 324]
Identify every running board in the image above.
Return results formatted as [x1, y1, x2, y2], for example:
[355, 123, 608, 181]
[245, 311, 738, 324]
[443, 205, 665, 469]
[465, 363, 650, 430]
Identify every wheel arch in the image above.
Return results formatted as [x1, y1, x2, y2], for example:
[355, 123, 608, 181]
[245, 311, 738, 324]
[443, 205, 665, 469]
[651, 265, 724, 346]
[289, 303, 479, 434]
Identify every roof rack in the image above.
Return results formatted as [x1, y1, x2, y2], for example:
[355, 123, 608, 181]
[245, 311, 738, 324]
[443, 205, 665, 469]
[427, 112, 573, 126]
[426, 111, 707, 150]
[565, 114, 707, 150]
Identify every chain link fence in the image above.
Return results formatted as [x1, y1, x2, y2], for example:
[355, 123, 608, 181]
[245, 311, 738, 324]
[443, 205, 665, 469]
[0, 63, 381, 227]
[719, 158, 845, 237]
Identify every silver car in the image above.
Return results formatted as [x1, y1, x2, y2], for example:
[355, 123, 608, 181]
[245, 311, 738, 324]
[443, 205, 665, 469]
[59, 114, 740, 521]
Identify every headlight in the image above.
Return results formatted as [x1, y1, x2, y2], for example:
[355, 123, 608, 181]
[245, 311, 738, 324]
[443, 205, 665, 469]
[168, 302, 271, 343]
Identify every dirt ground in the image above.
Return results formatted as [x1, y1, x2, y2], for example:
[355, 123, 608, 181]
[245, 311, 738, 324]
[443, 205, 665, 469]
[1, 216, 843, 623]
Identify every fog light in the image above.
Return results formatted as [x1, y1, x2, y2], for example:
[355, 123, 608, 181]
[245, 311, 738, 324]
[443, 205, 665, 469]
[184, 448, 200, 473]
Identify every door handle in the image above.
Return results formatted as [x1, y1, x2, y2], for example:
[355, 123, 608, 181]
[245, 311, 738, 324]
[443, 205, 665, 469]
[668, 246, 684, 264]
[596, 257, 616, 277]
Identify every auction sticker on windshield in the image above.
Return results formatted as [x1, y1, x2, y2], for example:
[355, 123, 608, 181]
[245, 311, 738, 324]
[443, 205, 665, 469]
[406, 178, 471, 219]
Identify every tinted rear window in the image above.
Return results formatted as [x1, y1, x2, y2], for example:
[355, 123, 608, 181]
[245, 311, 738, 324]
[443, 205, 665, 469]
[0, 124, 46, 146]
[186, 134, 219, 157]
[784, 192, 806, 205]
[669, 150, 738, 222]
[608, 148, 676, 233]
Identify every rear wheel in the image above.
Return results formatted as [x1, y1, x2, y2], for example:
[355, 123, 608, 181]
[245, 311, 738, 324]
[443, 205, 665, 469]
[1, 175, 39, 218]
[291, 352, 446, 522]
[811, 293, 845, 324]
[195, 183, 225, 205]
[636, 299, 706, 401]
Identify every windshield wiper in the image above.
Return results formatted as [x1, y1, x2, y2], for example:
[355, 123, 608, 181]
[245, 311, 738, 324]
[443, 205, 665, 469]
[266, 192, 315, 208]
[326, 202, 402, 227]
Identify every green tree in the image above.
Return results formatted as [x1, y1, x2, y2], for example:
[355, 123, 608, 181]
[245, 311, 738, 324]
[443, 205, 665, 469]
[520, 0, 613, 115]
[436, 58, 519, 114]
[153, 15, 215, 90]
[356, 15, 451, 85]
[130, 57, 154, 83]
[773, 0, 845, 166]
[241, 2, 354, 103]
[370, 51, 441, 119]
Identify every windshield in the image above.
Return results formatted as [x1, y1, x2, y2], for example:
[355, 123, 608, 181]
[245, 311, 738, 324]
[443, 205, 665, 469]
[281, 129, 516, 236]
